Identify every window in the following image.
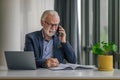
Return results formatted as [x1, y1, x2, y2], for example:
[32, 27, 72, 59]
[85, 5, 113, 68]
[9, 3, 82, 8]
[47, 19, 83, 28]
[100, 0, 108, 42]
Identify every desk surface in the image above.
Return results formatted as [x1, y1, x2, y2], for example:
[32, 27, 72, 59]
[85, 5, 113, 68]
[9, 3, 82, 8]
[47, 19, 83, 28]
[0, 68, 120, 80]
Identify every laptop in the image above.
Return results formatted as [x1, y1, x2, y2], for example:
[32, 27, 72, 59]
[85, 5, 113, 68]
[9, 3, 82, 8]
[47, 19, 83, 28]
[5, 51, 36, 70]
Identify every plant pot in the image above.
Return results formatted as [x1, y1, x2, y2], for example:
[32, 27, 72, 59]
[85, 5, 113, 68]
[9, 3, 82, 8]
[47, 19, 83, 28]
[98, 55, 113, 71]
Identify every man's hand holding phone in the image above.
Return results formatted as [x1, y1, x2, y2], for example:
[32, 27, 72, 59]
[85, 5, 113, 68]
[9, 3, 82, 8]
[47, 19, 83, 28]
[57, 26, 66, 43]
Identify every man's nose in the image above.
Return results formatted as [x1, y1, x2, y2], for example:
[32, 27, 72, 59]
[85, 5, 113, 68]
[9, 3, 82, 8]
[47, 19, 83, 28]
[51, 25, 57, 30]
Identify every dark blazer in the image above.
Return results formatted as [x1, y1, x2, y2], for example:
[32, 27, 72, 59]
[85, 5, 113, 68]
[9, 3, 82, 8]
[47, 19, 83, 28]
[24, 29, 76, 68]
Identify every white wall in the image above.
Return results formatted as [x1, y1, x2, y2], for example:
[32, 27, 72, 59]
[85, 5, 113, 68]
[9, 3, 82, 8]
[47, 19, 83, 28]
[20, 0, 54, 50]
[0, 0, 21, 69]
[0, 0, 54, 68]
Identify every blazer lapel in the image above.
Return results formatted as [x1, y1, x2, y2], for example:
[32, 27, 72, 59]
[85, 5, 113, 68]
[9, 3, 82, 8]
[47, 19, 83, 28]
[53, 35, 62, 57]
[38, 30, 44, 58]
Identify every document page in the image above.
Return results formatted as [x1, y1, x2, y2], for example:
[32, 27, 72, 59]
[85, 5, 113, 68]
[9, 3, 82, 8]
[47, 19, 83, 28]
[49, 63, 97, 70]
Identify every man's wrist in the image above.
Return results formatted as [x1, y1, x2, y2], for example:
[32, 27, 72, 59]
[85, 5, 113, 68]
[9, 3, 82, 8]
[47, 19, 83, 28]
[61, 39, 66, 43]
[61, 41, 66, 43]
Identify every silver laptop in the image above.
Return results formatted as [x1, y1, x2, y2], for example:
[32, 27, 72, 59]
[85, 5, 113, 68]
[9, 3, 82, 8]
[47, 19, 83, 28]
[5, 51, 36, 70]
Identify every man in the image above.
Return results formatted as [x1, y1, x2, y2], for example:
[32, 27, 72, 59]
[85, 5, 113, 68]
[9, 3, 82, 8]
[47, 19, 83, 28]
[24, 10, 76, 68]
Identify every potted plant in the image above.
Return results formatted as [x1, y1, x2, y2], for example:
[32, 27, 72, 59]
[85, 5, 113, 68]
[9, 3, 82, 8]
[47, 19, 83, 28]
[92, 41, 117, 71]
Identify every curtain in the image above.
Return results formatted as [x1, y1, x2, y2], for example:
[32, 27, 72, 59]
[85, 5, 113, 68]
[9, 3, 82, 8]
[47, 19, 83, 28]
[54, 0, 81, 63]
[108, 0, 120, 69]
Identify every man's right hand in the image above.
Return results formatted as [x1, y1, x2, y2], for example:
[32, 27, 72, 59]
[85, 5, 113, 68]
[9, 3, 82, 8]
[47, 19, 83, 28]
[46, 58, 59, 68]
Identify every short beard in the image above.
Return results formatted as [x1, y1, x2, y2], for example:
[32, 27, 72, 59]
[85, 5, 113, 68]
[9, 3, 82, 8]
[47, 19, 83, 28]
[43, 28, 56, 37]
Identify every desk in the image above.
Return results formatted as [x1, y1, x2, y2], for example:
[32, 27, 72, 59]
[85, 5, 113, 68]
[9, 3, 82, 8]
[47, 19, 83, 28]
[0, 69, 120, 80]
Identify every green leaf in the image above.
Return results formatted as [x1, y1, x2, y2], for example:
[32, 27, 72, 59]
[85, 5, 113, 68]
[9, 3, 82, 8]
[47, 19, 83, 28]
[112, 44, 117, 52]
[94, 48, 104, 55]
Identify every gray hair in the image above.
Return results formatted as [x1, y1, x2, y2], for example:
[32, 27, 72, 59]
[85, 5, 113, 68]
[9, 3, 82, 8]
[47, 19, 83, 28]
[41, 10, 60, 21]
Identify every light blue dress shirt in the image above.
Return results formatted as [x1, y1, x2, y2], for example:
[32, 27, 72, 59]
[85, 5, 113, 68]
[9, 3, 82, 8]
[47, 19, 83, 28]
[42, 39, 53, 59]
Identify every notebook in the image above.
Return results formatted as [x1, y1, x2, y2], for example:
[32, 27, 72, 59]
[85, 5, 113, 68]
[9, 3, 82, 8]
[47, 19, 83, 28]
[49, 63, 97, 70]
[5, 51, 36, 70]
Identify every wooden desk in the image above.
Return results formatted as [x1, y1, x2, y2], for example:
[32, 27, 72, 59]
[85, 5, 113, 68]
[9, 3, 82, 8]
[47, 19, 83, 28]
[0, 68, 120, 80]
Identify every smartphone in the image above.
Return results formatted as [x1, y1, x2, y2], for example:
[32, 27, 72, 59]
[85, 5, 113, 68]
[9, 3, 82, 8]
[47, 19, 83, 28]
[56, 26, 60, 36]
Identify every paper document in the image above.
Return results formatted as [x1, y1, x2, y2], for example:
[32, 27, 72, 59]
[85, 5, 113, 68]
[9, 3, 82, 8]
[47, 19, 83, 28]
[49, 63, 97, 70]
